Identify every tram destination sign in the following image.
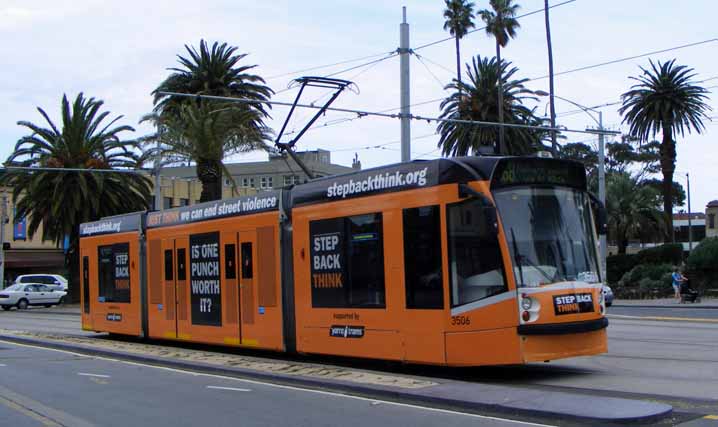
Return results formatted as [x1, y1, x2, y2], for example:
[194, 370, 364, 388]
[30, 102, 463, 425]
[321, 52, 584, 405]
[491, 158, 586, 190]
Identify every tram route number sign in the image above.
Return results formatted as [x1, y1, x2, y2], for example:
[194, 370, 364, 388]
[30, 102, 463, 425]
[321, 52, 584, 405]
[553, 293, 594, 315]
[329, 325, 365, 338]
[189, 232, 222, 326]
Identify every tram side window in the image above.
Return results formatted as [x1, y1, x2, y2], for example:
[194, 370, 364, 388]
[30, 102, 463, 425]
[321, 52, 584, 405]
[97, 243, 131, 303]
[225, 244, 237, 279]
[310, 213, 385, 308]
[164, 249, 173, 281]
[403, 205, 443, 309]
[176, 248, 186, 281]
[447, 199, 506, 307]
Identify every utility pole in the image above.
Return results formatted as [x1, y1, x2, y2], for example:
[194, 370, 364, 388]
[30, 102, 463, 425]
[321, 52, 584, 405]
[399, 6, 411, 162]
[687, 172, 692, 252]
[0, 192, 7, 289]
[597, 111, 607, 279]
[154, 126, 162, 211]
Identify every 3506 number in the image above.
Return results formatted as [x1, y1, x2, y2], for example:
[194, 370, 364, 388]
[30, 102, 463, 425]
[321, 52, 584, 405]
[450, 315, 470, 326]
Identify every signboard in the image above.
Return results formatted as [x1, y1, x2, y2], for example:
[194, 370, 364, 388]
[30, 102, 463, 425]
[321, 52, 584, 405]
[114, 244, 130, 293]
[310, 218, 346, 308]
[329, 325, 365, 338]
[80, 213, 142, 237]
[553, 293, 594, 315]
[189, 232, 222, 326]
[147, 192, 280, 228]
[13, 209, 26, 241]
[491, 158, 587, 190]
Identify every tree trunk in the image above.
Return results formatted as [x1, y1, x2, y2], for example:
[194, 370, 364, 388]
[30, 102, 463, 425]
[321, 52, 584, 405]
[66, 225, 80, 303]
[618, 238, 628, 255]
[496, 42, 506, 154]
[197, 158, 223, 202]
[659, 125, 676, 243]
[455, 36, 462, 91]
[544, 0, 557, 154]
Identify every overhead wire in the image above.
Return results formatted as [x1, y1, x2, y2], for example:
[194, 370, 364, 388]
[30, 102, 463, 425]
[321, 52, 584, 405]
[266, 50, 395, 80]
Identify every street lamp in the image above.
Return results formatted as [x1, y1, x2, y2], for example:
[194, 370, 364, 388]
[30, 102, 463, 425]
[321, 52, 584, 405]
[535, 90, 608, 279]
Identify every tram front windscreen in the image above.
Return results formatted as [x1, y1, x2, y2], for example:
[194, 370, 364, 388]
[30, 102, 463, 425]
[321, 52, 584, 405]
[493, 186, 600, 288]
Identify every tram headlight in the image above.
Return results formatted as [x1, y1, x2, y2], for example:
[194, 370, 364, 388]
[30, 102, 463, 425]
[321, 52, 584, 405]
[521, 297, 533, 310]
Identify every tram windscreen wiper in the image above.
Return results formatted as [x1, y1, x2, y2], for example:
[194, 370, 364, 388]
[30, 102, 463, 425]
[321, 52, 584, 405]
[511, 228, 554, 285]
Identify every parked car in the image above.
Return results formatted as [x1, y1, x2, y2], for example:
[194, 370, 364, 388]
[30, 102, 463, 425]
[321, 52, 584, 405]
[0, 284, 67, 310]
[14, 274, 68, 291]
[602, 285, 614, 307]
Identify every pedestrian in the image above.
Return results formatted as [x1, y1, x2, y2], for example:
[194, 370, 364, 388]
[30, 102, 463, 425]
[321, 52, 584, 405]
[671, 267, 687, 302]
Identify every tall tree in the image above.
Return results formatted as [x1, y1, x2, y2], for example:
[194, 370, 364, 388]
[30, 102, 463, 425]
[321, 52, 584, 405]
[480, 0, 521, 154]
[443, 0, 475, 97]
[1, 94, 151, 301]
[620, 59, 711, 242]
[437, 55, 538, 156]
[543, 0, 557, 153]
[606, 172, 664, 254]
[151, 40, 274, 201]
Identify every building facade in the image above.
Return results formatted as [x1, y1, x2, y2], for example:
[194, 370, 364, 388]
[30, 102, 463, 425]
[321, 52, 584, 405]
[706, 200, 718, 238]
[159, 149, 360, 195]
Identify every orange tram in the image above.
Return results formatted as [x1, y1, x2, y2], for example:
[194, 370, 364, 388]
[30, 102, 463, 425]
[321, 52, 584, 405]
[79, 156, 608, 367]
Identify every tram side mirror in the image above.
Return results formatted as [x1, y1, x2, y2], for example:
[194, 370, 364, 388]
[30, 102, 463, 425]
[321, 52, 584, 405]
[588, 193, 608, 235]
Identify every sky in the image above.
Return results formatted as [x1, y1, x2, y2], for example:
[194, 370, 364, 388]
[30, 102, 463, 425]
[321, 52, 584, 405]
[1, 0, 716, 211]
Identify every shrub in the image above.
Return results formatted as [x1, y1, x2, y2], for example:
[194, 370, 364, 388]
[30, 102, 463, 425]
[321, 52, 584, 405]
[685, 238, 718, 291]
[617, 263, 673, 299]
[606, 253, 638, 285]
[635, 243, 684, 265]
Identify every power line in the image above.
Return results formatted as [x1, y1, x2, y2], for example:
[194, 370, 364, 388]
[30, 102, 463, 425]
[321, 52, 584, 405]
[0, 166, 149, 174]
[414, 54, 449, 90]
[158, 91, 620, 136]
[531, 38, 718, 81]
[325, 52, 398, 78]
[413, 0, 577, 51]
[266, 51, 395, 80]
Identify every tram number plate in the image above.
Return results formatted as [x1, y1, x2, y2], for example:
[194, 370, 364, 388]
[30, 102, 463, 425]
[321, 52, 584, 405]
[553, 293, 593, 315]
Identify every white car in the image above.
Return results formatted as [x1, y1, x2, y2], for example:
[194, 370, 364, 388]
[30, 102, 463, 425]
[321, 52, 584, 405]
[14, 274, 68, 291]
[0, 284, 67, 310]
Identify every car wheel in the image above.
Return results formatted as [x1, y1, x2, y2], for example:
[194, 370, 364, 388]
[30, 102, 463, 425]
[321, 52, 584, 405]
[17, 299, 29, 310]
[44, 304, 53, 308]
[606, 302, 612, 307]
[58, 297, 65, 305]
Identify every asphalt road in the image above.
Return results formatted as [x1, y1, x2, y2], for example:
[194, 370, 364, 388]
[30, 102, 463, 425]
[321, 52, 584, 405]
[1, 307, 718, 423]
[0, 341, 549, 427]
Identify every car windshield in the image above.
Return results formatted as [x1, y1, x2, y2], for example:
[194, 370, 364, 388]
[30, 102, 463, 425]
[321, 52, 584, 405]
[493, 186, 600, 287]
[4, 284, 23, 291]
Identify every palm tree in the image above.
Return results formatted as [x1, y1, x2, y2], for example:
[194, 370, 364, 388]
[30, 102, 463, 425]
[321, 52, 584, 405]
[619, 59, 711, 242]
[606, 172, 664, 254]
[443, 0, 475, 94]
[1, 93, 151, 300]
[151, 40, 274, 201]
[480, 0, 521, 154]
[543, 0, 557, 153]
[141, 101, 272, 201]
[437, 55, 538, 156]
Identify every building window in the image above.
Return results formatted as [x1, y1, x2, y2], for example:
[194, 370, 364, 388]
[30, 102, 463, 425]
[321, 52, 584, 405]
[242, 177, 256, 188]
[179, 198, 189, 206]
[163, 197, 172, 209]
[260, 176, 273, 189]
[309, 213, 385, 308]
[403, 205, 443, 309]
[284, 175, 301, 185]
[710, 214, 716, 229]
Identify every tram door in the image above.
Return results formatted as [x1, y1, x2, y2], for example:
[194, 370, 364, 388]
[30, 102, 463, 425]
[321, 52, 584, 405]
[173, 237, 191, 340]
[160, 239, 178, 338]
[221, 231, 242, 345]
[238, 230, 256, 345]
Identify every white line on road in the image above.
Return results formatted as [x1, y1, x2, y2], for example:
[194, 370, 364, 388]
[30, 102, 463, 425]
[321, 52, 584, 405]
[0, 363, 6, 367]
[206, 386, 252, 392]
[2, 340, 554, 427]
[77, 372, 111, 378]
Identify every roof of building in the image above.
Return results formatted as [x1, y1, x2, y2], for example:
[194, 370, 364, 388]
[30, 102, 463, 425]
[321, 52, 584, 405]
[673, 212, 706, 220]
[707, 200, 718, 208]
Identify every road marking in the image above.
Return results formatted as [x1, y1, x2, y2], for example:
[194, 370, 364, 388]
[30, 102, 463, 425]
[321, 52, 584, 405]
[0, 339, 554, 427]
[0, 363, 6, 367]
[77, 372, 111, 378]
[608, 314, 718, 323]
[704, 415, 718, 420]
[0, 394, 62, 427]
[206, 386, 251, 392]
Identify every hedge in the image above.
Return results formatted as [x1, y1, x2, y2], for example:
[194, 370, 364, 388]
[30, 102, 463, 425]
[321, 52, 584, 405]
[614, 263, 674, 299]
[685, 237, 718, 291]
[606, 243, 684, 285]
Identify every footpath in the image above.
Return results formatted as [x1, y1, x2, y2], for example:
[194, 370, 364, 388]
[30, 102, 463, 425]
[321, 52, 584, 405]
[612, 297, 718, 309]
[2, 303, 675, 425]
